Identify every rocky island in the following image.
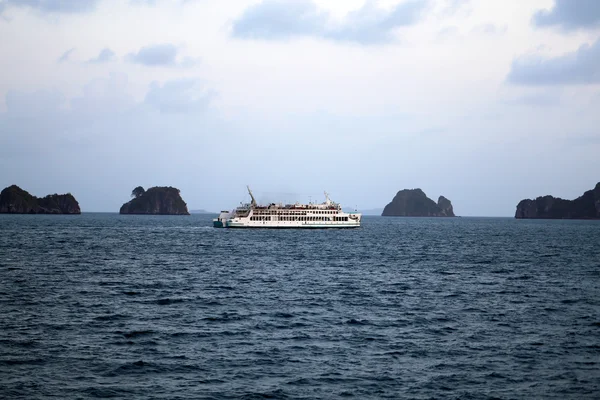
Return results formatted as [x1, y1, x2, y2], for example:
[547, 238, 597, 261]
[515, 182, 600, 219]
[120, 186, 190, 215]
[0, 185, 81, 214]
[382, 188, 455, 217]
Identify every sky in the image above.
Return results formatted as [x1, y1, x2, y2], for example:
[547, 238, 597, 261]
[0, 0, 599, 216]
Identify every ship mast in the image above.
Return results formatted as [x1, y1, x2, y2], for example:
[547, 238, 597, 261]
[247, 185, 257, 207]
[324, 191, 331, 206]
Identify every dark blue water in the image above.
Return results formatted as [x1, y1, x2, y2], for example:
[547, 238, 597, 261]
[1, 214, 599, 399]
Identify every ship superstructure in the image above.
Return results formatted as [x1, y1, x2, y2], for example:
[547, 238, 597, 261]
[213, 187, 361, 229]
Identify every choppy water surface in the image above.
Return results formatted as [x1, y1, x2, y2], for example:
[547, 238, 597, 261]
[1, 214, 599, 399]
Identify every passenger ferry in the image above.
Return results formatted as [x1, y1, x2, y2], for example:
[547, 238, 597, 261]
[213, 187, 361, 229]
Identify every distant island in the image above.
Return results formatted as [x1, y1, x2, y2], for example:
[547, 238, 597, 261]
[120, 186, 190, 215]
[189, 209, 215, 214]
[354, 208, 384, 216]
[515, 182, 600, 219]
[382, 188, 455, 217]
[0, 185, 81, 214]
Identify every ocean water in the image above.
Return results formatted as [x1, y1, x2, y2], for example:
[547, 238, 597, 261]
[1, 214, 599, 399]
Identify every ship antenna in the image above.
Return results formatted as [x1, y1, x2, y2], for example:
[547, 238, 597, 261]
[324, 191, 331, 205]
[247, 185, 257, 207]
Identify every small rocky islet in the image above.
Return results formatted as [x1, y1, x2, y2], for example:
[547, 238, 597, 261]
[381, 188, 455, 217]
[119, 186, 190, 215]
[515, 182, 600, 219]
[0, 185, 81, 214]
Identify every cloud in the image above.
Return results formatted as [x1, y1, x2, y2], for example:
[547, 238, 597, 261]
[507, 38, 600, 85]
[232, 0, 428, 44]
[232, 0, 327, 40]
[328, 0, 428, 44]
[70, 73, 135, 116]
[127, 43, 178, 66]
[1, 0, 99, 14]
[503, 92, 562, 107]
[533, 0, 600, 30]
[471, 23, 507, 35]
[130, 0, 157, 4]
[144, 79, 213, 113]
[126, 44, 198, 67]
[87, 48, 116, 64]
[57, 47, 75, 63]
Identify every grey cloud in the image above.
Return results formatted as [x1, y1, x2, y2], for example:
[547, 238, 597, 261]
[70, 73, 135, 116]
[233, 0, 327, 39]
[328, 0, 427, 44]
[127, 44, 178, 66]
[129, 0, 197, 4]
[1, 0, 99, 14]
[471, 23, 507, 35]
[507, 38, 600, 85]
[503, 92, 562, 107]
[87, 48, 116, 64]
[144, 79, 213, 113]
[179, 56, 199, 68]
[564, 134, 600, 147]
[232, 0, 428, 44]
[533, 0, 600, 30]
[57, 47, 75, 63]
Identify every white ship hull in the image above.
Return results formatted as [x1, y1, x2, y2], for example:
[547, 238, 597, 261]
[226, 218, 361, 229]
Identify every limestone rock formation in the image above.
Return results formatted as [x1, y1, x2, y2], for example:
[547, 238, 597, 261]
[515, 182, 600, 219]
[382, 189, 455, 217]
[0, 185, 81, 214]
[119, 186, 190, 215]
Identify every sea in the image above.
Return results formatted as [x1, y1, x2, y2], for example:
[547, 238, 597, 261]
[1, 214, 599, 399]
